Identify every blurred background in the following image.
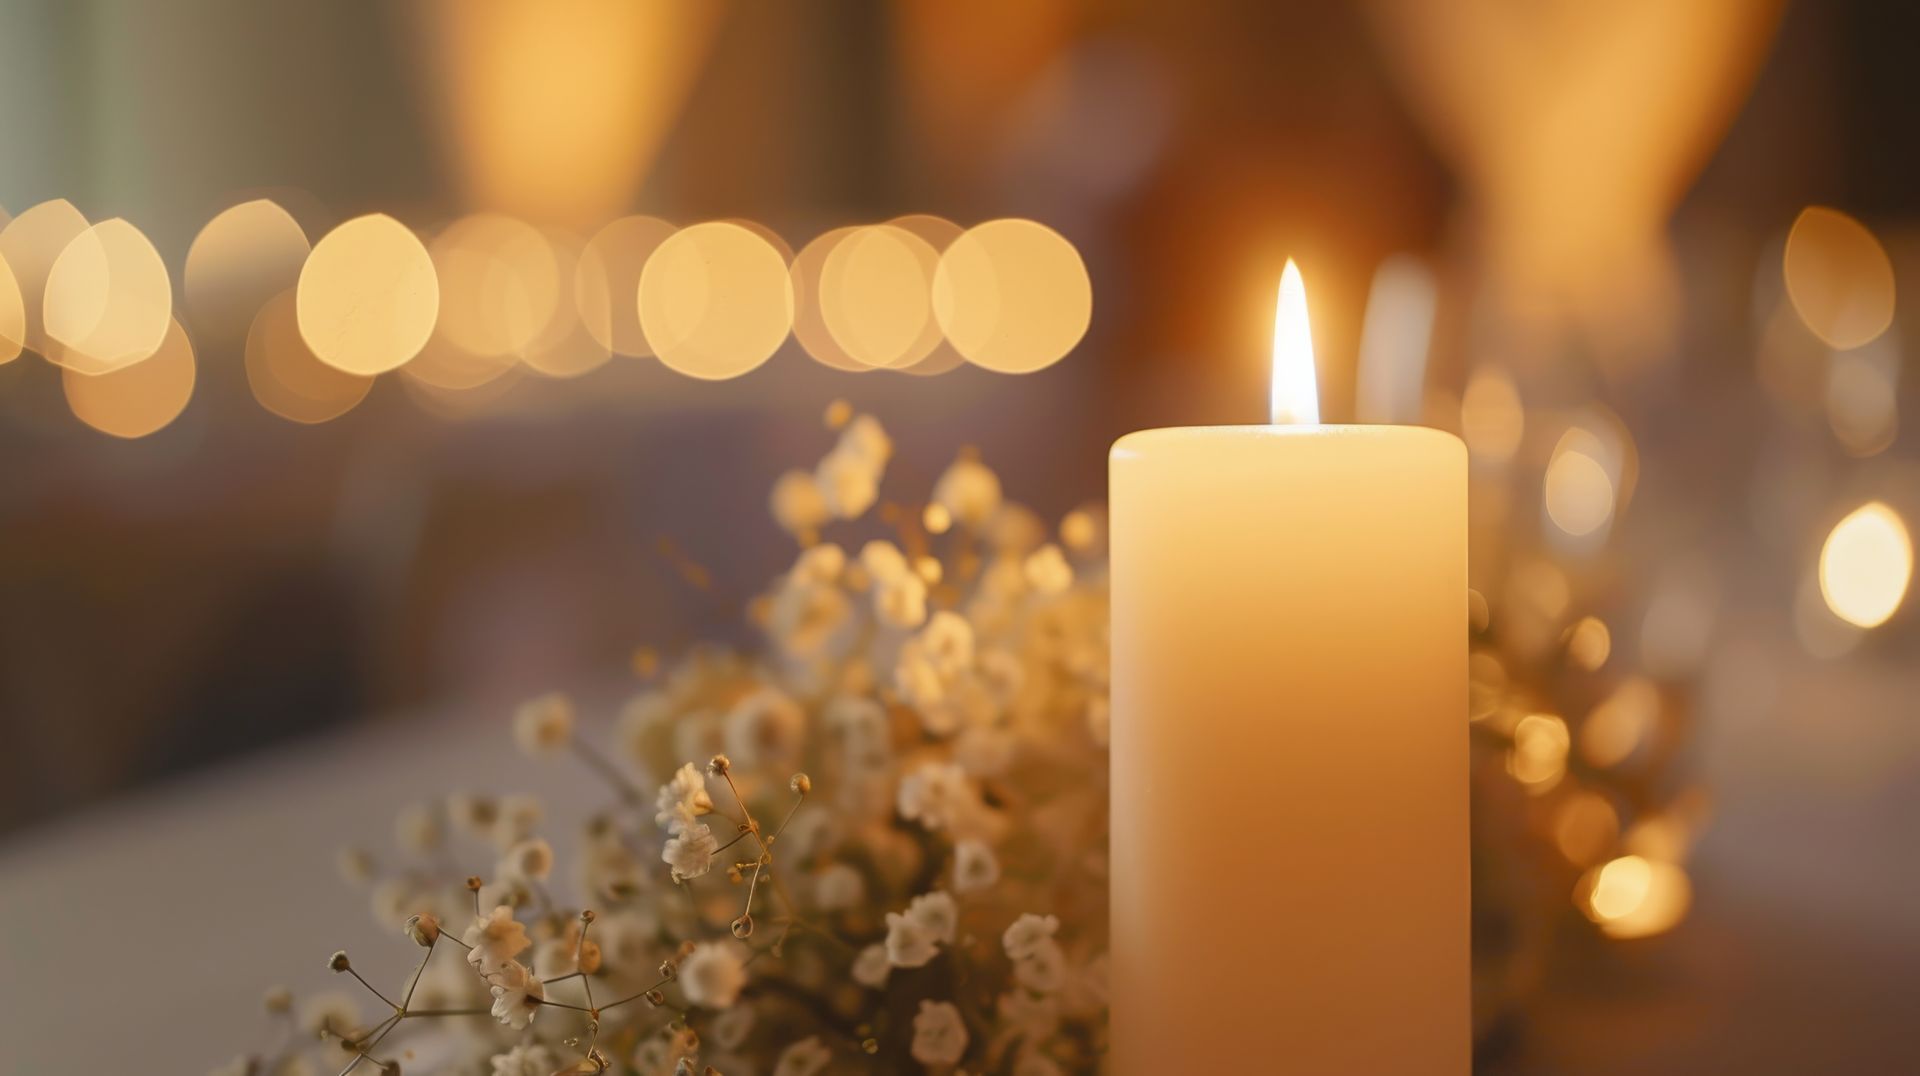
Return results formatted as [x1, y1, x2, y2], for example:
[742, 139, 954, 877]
[2, 0, 1917, 1072]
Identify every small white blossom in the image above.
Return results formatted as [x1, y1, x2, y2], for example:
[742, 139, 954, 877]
[663, 821, 719, 881]
[485, 960, 544, 1029]
[1014, 937, 1068, 994]
[897, 762, 974, 831]
[723, 686, 806, 769]
[512, 692, 575, 755]
[491, 795, 544, 850]
[654, 762, 714, 833]
[463, 905, 531, 974]
[774, 1036, 832, 1076]
[679, 941, 749, 1008]
[497, 837, 553, 882]
[911, 999, 969, 1066]
[813, 862, 866, 912]
[952, 839, 1001, 894]
[816, 446, 881, 519]
[445, 792, 497, 837]
[933, 455, 1003, 529]
[1002, 913, 1060, 962]
[489, 1043, 556, 1076]
[852, 943, 891, 987]
[298, 991, 360, 1041]
[771, 469, 831, 537]
[1022, 543, 1074, 596]
[885, 891, 958, 968]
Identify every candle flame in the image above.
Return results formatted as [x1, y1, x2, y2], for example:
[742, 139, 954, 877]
[1271, 259, 1319, 425]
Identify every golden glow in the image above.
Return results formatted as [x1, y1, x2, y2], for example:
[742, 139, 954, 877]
[1460, 367, 1523, 463]
[1580, 855, 1691, 940]
[821, 225, 942, 370]
[297, 214, 439, 375]
[62, 317, 195, 438]
[0, 253, 22, 363]
[43, 219, 173, 374]
[184, 200, 310, 346]
[886, 215, 968, 377]
[1564, 616, 1612, 671]
[923, 503, 953, 535]
[1544, 429, 1617, 538]
[1508, 713, 1570, 793]
[932, 218, 1090, 374]
[245, 290, 373, 424]
[1783, 206, 1895, 350]
[0, 199, 89, 355]
[430, 214, 562, 359]
[1581, 677, 1658, 768]
[1818, 501, 1912, 629]
[1825, 342, 1899, 457]
[1268, 260, 1319, 425]
[518, 231, 611, 380]
[1553, 790, 1621, 866]
[576, 215, 675, 357]
[791, 227, 870, 373]
[638, 222, 793, 380]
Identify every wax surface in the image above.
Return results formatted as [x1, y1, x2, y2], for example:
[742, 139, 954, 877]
[1108, 425, 1468, 1074]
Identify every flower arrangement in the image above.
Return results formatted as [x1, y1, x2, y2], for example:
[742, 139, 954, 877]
[218, 406, 1113, 1076]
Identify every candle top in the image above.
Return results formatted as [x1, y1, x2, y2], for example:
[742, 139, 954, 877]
[1111, 422, 1465, 461]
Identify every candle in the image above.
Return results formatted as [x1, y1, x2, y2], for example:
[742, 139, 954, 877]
[1108, 262, 1468, 1073]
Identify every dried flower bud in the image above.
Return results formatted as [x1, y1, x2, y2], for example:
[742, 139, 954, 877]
[263, 986, 292, 1014]
[645, 989, 666, 1007]
[707, 754, 731, 777]
[676, 940, 697, 960]
[789, 773, 812, 795]
[327, 951, 351, 973]
[579, 908, 596, 924]
[466, 876, 484, 892]
[658, 960, 676, 980]
[404, 913, 440, 946]
[577, 940, 603, 975]
[731, 914, 754, 939]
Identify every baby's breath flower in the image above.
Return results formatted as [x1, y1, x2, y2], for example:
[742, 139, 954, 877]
[262, 986, 292, 1014]
[654, 762, 714, 833]
[678, 941, 749, 1008]
[884, 891, 957, 968]
[497, 837, 554, 882]
[910, 1000, 969, 1066]
[404, 912, 440, 946]
[445, 792, 497, 836]
[952, 839, 1001, 894]
[851, 943, 891, 988]
[773, 1036, 832, 1076]
[815, 446, 881, 519]
[298, 990, 360, 1041]
[1013, 936, 1068, 994]
[770, 469, 831, 538]
[933, 454, 1003, 529]
[723, 687, 805, 769]
[485, 960, 544, 1030]
[489, 1043, 557, 1076]
[812, 862, 865, 912]
[1002, 913, 1060, 962]
[1022, 543, 1074, 596]
[664, 822, 719, 882]
[897, 761, 975, 831]
[463, 905, 531, 974]
[491, 795, 545, 850]
[511, 692, 575, 756]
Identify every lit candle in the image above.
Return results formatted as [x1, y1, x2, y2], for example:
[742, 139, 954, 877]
[1108, 262, 1468, 1072]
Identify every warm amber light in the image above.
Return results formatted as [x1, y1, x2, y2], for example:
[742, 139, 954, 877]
[1783, 206, 1895, 351]
[245, 290, 373, 425]
[297, 214, 439, 375]
[43, 218, 174, 374]
[184, 199, 311, 347]
[820, 224, 941, 370]
[0, 253, 22, 364]
[1581, 855, 1691, 940]
[62, 317, 196, 438]
[1819, 501, 1912, 628]
[0, 199, 89, 355]
[932, 218, 1090, 374]
[638, 221, 793, 380]
[1270, 259, 1318, 425]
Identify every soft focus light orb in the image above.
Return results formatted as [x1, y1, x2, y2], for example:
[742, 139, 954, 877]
[1459, 366, 1523, 463]
[1508, 713, 1570, 793]
[1564, 616, 1612, 671]
[791, 227, 871, 373]
[0, 199, 89, 355]
[245, 290, 373, 424]
[1581, 855, 1691, 940]
[639, 221, 793, 380]
[1582, 677, 1658, 768]
[0, 253, 22, 363]
[1544, 432, 1616, 538]
[1783, 206, 1895, 350]
[515, 230, 609, 380]
[821, 224, 942, 369]
[43, 218, 173, 374]
[576, 215, 675, 357]
[933, 218, 1090, 373]
[297, 214, 439, 374]
[62, 317, 195, 438]
[1553, 790, 1621, 867]
[430, 213, 561, 359]
[1825, 340, 1899, 457]
[184, 199, 310, 346]
[887, 215, 968, 376]
[1818, 501, 1912, 629]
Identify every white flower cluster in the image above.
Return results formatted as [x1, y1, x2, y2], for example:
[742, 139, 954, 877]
[233, 409, 1110, 1076]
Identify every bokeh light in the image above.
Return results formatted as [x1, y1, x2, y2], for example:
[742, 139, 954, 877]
[1818, 501, 1912, 629]
[1824, 336, 1899, 457]
[430, 213, 561, 360]
[0, 199, 89, 355]
[575, 215, 675, 357]
[791, 227, 871, 373]
[638, 221, 793, 380]
[42, 218, 173, 375]
[886, 214, 968, 377]
[1564, 616, 1612, 671]
[297, 214, 439, 375]
[1553, 790, 1621, 866]
[61, 317, 195, 438]
[184, 199, 311, 347]
[1579, 855, 1691, 940]
[1782, 206, 1895, 351]
[245, 290, 374, 425]
[1459, 366, 1523, 464]
[516, 231, 611, 380]
[1581, 677, 1658, 768]
[1544, 428, 1617, 538]
[0, 253, 23, 364]
[932, 218, 1090, 373]
[1508, 712, 1570, 793]
[820, 224, 942, 370]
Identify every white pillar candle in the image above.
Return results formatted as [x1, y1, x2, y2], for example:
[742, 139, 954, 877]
[1109, 262, 1468, 1073]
